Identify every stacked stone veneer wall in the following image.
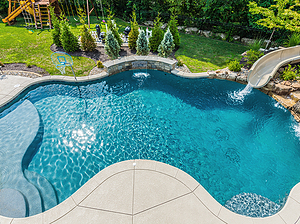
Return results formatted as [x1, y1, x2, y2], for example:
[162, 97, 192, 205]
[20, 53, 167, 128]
[102, 56, 177, 76]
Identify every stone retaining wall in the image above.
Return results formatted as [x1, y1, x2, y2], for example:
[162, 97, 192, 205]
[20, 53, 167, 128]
[102, 56, 177, 76]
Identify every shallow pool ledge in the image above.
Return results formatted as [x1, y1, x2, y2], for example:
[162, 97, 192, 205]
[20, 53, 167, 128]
[1, 160, 299, 224]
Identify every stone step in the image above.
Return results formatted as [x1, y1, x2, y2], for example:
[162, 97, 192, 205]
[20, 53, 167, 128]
[24, 169, 58, 211]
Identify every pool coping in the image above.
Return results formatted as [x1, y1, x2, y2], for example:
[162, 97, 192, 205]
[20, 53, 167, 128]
[1, 56, 300, 223]
[0, 160, 299, 223]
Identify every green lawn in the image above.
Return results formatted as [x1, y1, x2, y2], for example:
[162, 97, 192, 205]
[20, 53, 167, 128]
[0, 16, 248, 76]
[175, 34, 248, 73]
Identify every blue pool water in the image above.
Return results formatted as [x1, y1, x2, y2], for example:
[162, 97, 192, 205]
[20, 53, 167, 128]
[1, 69, 300, 217]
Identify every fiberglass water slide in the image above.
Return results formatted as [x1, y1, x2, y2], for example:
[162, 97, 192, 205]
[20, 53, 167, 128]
[247, 45, 300, 88]
[2, 0, 32, 23]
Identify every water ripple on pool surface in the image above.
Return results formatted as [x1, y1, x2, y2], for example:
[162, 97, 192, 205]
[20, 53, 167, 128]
[2, 70, 300, 217]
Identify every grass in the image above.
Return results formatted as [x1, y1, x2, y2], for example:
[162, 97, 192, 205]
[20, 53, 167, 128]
[0, 16, 248, 76]
[175, 33, 248, 72]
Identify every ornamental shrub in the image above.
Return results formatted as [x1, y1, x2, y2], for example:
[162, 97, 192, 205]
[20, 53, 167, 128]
[158, 28, 175, 58]
[128, 9, 139, 50]
[245, 49, 263, 67]
[281, 64, 299, 80]
[49, 6, 61, 47]
[97, 60, 104, 68]
[285, 33, 300, 47]
[136, 30, 149, 55]
[80, 25, 96, 51]
[228, 60, 242, 72]
[106, 11, 123, 47]
[149, 14, 164, 52]
[60, 19, 80, 52]
[168, 14, 180, 48]
[104, 30, 120, 59]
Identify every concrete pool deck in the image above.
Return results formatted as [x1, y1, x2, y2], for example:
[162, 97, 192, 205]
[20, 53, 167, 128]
[1, 57, 300, 223]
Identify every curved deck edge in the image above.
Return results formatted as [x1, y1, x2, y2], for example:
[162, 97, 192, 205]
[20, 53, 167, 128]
[0, 160, 299, 224]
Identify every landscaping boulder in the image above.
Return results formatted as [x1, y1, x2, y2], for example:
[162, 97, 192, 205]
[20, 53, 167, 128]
[236, 74, 247, 84]
[292, 82, 300, 90]
[215, 33, 226, 40]
[143, 21, 154, 27]
[177, 26, 185, 32]
[226, 72, 237, 81]
[201, 30, 212, 38]
[241, 38, 255, 46]
[291, 91, 300, 102]
[292, 100, 300, 114]
[185, 27, 198, 34]
[233, 35, 240, 41]
[274, 83, 293, 95]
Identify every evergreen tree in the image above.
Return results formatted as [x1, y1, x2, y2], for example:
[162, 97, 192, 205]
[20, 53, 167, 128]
[105, 30, 120, 59]
[158, 28, 175, 58]
[168, 13, 180, 48]
[49, 6, 61, 47]
[106, 11, 123, 47]
[149, 14, 164, 52]
[136, 30, 149, 55]
[128, 9, 139, 50]
[60, 19, 80, 52]
[78, 7, 96, 52]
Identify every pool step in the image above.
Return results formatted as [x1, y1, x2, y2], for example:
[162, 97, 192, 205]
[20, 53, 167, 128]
[24, 169, 58, 211]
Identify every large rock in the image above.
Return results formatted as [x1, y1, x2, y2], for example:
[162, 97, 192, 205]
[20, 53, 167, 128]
[292, 100, 300, 114]
[201, 30, 212, 38]
[292, 81, 300, 90]
[226, 72, 237, 81]
[143, 21, 154, 27]
[241, 38, 255, 46]
[274, 83, 293, 95]
[236, 74, 247, 84]
[177, 26, 185, 32]
[185, 27, 199, 34]
[291, 91, 300, 102]
[215, 33, 226, 40]
[233, 35, 240, 41]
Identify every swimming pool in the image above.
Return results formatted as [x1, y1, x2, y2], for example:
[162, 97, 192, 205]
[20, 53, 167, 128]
[1, 69, 300, 218]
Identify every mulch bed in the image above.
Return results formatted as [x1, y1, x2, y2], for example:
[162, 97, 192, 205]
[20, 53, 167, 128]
[0, 63, 50, 76]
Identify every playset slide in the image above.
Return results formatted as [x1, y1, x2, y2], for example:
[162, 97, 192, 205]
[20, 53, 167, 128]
[247, 45, 300, 88]
[2, 0, 33, 23]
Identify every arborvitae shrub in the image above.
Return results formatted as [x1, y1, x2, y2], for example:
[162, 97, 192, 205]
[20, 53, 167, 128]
[104, 30, 120, 59]
[97, 60, 104, 68]
[136, 30, 149, 55]
[106, 11, 123, 47]
[81, 25, 97, 51]
[60, 19, 80, 52]
[128, 9, 139, 50]
[168, 14, 180, 48]
[149, 14, 164, 52]
[49, 6, 61, 47]
[158, 28, 175, 58]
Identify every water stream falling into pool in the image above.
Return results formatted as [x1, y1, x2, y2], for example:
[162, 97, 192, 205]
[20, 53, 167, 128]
[229, 83, 253, 102]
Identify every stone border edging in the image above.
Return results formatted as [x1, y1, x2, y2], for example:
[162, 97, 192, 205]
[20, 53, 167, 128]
[0, 160, 299, 223]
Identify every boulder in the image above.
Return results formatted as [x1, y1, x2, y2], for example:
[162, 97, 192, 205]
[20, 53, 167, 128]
[236, 75, 247, 84]
[241, 38, 255, 46]
[215, 33, 226, 40]
[233, 35, 240, 41]
[177, 26, 185, 32]
[185, 27, 199, 34]
[215, 72, 227, 79]
[201, 30, 212, 38]
[292, 81, 300, 90]
[143, 21, 154, 27]
[292, 100, 300, 114]
[291, 91, 300, 102]
[274, 83, 293, 95]
[227, 72, 237, 81]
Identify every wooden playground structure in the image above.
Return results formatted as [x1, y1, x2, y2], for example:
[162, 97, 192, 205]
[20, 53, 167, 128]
[2, 0, 60, 29]
[2, 0, 101, 29]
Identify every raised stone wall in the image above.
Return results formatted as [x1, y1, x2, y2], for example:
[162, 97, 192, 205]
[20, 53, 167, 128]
[102, 56, 177, 76]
